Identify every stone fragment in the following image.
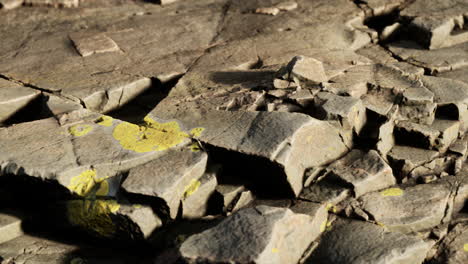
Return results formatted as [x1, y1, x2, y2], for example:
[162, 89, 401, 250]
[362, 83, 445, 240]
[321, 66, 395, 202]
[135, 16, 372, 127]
[363, 0, 406, 16]
[380, 22, 401, 42]
[314, 92, 367, 133]
[299, 178, 350, 210]
[123, 147, 208, 219]
[395, 119, 460, 151]
[376, 120, 395, 156]
[450, 137, 468, 156]
[275, 1, 298, 11]
[360, 180, 453, 233]
[24, 0, 78, 8]
[149, 103, 350, 196]
[0, 78, 40, 122]
[306, 217, 434, 264]
[69, 32, 120, 57]
[255, 7, 280, 16]
[158, 0, 179, 5]
[410, 156, 456, 178]
[438, 67, 468, 85]
[327, 150, 396, 197]
[182, 170, 218, 219]
[0, 213, 22, 244]
[361, 86, 395, 116]
[215, 184, 246, 211]
[401, 0, 468, 49]
[0, 0, 23, 9]
[279, 56, 328, 87]
[288, 89, 315, 107]
[67, 199, 162, 239]
[43, 94, 83, 117]
[387, 145, 439, 178]
[230, 190, 255, 213]
[179, 206, 327, 264]
[435, 223, 468, 264]
[388, 41, 468, 73]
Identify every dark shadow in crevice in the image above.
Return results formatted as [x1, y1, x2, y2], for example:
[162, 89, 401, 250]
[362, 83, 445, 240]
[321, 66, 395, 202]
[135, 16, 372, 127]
[107, 75, 183, 124]
[1, 94, 52, 126]
[354, 109, 389, 149]
[436, 104, 459, 120]
[394, 127, 431, 149]
[210, 70, 276, 86]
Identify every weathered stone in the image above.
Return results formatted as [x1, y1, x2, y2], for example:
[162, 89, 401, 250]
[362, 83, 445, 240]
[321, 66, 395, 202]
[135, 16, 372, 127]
[69, 32, 120, 57]
[313, 92, 367, 134]
[215, 184, 246, 211]
[363, 0, 406, 16]
[0, 78, 40, 122]
[123, 147, 208, 219]
[401, 0, 468, 49]
[0, 0, 23, 9]
[255, 7, 280, 16]
[182, 170, 217, 219]
[434, 223, 468, 264]
[67, 199, 162, 239]
[149, 101, 350, 196]
[179, 205, 327, 264]
[410, 156, 456, 178]
[387, 145, 439, 178]
[275, 1, 298, 11]
[395, 119, 460, 151]
[327, 149, 396, 197]
[388, 41, 468, 73]
[0, 213, 22, 244]
[450, 137, 468, 156]
[306, 217, 434, 264]
[43, 94, 83, 117]
[438, 67, 468, 85]
[376, 120, 395, 156]
[24, 0, 78, 8]
[360, 180, 454, 233]
[299, 177, 350, 210]
[278, 56, 328, 87]
[230, 190, 255, 213]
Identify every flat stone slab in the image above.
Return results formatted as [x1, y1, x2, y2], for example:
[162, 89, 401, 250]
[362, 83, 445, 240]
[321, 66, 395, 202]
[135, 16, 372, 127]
[306, 217, 434, 264]
[0, 213, 22, 244]
[69, 32, 120, 57]
[179, 205, 327, 264]
[0, 78, 40, 122]
[387, 145, 439, 178]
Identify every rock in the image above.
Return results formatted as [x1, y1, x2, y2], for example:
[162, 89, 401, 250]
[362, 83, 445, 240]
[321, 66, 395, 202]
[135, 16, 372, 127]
[179, 205, 327, 264]
[182, 170, 218, 219]
[299, 177, 350, 210]
[43, 94, 83, 117]
[69, 32, 121, 57]
[0, 0, 23, 10]
[361, 86, 395, 117]
[0, 213, 22, 244]
[363, 0, 406, 16]
[376, 119, 395, 156]
[230, 190, 255, 213]
[24, 0, 79, 8]
[434, 223, 468, 264]
[0, 78, 40, 122]
[67, 199, 162, 239]
[306, 217, 434, 264]
[123, 147, 208, 219]
[400, 0, 468, 49]
[215, 184, 246, 211]
[395, 119, 460, 151]
[387, 145, 439, 179]
[327, 149, 396, 197]
[388, 41, 468, 73]
[275, 1, 298, 11]
[255, 7, 280, 16]
[313, 92, 367, 134]
[279, 56, 328, 87]
[438, 67, 468, 85]
[449, 137, 468, 156]
[149, 102, 350, 196]
[360, 180, 454, 233]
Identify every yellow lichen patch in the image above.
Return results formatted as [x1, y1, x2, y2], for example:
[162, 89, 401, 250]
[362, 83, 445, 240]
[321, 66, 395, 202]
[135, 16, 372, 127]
[464, 243, 468, 252]
[271, 248, 279, 253]
[326, 203, 337, 213]
[190, 142, 201, 152]
[69, 124, 93, 137]
[381, 188, 404, 197]
[68, 169, 109, 197]
[190, 127, 205, 138]
[183, 179, 201, 199]
[113, 116, 201, 153]
[320, 220, 327, 232]
[133, 204, 142, 209]
[376, 222, 385, 227]
[67, 199, 120, 237]
[95, 115, 113, 127]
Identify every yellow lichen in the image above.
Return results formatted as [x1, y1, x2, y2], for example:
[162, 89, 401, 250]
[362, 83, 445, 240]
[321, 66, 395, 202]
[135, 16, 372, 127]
[271, 248, 279, 253]
[95, 116, 113, 127]
[184, 179, 201, 199]
[133, 204, 142, 209]
[380, 188, 404, 197]
[190, 127, 205, 138]
[69, 124, 93, 137]
[464, 243, 468, 252]
[68, 169, 109, 197]
[67, 199, 120, 237]
[190, 142, 201, 152]
[326, 203, 337, 213]
[112, 116, 204, 153]
[320, 220, 327, 232]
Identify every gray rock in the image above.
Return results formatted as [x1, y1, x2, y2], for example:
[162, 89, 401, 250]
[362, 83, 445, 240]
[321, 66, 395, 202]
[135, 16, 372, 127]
[123, 147, 208, 219]
[327, 149, 396, 197]
[0, 213, 22, 244]
[299, 177, 350, 212]
[433, 223, 468, 264]
[438, 67, 468, 85]
[387, 145, 439, 178]
[306, 217, 434, 264]
[279, 56, 328, 87]
[182, 170, 218, 219]
[360, 179, 455, 233]
[377, 120, 396, 156]
[215, 184, 246, 211]
[230, 190, 255, 213]
[69, 32, 121, 57]
[179, 205, 327, 264]
[0, 78, 40, 122]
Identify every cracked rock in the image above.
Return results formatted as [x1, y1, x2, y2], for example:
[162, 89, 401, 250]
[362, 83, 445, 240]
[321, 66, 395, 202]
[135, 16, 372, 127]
[0, 78, 40, 122]
[360, 178, 459, 233]
[179, 205, 327, 264]
[306, 217, 434, 264]
[327, 149, 396, 197]
[387, 145, 440, 179]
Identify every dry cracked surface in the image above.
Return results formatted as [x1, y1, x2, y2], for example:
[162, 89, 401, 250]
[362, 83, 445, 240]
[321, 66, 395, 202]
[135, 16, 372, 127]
[0, 0, 467, 263]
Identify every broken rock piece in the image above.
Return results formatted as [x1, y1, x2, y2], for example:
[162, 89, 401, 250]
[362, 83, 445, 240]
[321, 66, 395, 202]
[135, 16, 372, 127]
[306, 217, 434, 264]
[0, 213, 22, 244]
[387, 145, 439, 179]
[255, 7, 280, 16]
[69, 32, 120, 57]
[279, 56, 328, 87]
[182, 170, 217, 219]
[179, 205, 327, 264]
